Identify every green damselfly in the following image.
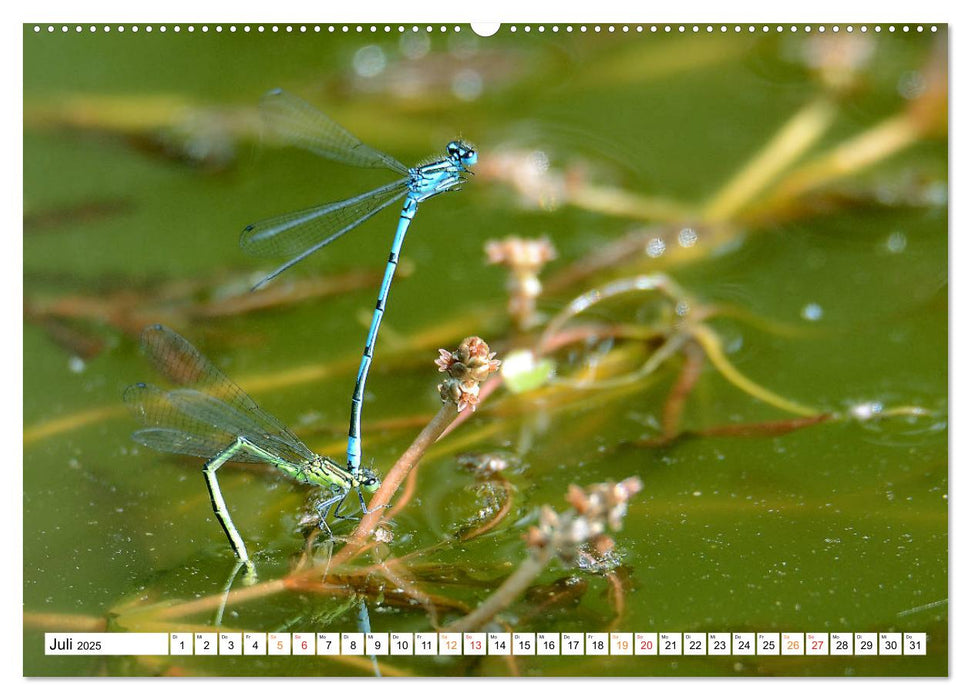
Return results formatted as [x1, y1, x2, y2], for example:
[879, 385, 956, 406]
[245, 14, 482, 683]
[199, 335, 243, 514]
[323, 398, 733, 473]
[124, 324, 380, 575]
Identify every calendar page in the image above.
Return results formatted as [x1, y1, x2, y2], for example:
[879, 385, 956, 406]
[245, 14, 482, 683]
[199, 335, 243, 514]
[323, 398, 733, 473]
[23, 17, 948, 679]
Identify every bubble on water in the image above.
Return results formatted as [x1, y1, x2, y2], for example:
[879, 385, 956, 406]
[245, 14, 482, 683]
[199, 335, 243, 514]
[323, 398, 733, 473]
[528, 149, 550, 173]
[645, 237, 666, 258]
[850, 401, 883, 420]
[677, 227, 698, 247]
[886, 231, 907, 253]
[400, 30, 430, 59]
[801, 303, 823, 321]
[924, 182, 947, 207]
[451, 68, 483, 101]
[723, 334, 744, 354]
[897, 70, 926, 100]
[353, 45, 386, 78]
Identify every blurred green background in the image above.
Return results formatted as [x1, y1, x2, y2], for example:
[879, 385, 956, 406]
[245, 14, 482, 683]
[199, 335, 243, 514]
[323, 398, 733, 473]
[23, 24, 947, 676]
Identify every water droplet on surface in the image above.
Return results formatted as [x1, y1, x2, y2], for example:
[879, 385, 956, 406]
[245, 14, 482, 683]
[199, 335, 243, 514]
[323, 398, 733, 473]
[451, 68, 483, 101]
[897, 70, 926, 99]
[886, 231, 907, 253]
[352, 45, 386, 78]
[645, 237, 666, 258]
[801, 303, 823, 321]
[399, 31, 430, 59]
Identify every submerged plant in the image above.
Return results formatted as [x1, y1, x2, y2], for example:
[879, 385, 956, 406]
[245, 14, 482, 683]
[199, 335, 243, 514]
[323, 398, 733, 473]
[445, 477, 643, 633]
[486, 235, 557, 331]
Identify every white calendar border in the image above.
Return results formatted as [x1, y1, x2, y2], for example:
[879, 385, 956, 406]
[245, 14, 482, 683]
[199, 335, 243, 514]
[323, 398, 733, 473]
[10, 1, 963, 698]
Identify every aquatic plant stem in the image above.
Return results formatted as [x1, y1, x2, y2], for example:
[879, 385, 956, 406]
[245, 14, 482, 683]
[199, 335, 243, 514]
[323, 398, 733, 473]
[753, 113, 921, 216]
[691, 323, 820, 417]
[605, 571, 626, 632]
[459, 476, 515, 541]
[443, 549, 554, 633]
[661, 340, 706, 439]
[702, 97, 837, 223]
[332, 402, 460, 565]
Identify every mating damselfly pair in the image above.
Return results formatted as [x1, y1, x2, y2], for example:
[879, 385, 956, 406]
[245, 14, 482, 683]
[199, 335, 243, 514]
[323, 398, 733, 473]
[126, 89, 476, 571]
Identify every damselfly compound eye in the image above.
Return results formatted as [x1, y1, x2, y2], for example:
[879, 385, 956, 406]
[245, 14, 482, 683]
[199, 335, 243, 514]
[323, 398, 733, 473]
[448, 140, 477, 166]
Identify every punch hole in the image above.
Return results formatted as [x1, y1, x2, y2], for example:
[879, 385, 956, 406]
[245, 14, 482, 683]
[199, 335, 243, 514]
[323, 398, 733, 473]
[471, 23, 500, 37]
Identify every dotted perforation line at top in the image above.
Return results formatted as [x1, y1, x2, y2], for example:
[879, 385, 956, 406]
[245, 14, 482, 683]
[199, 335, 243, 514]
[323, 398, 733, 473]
[30, 25, 469, 34]
[31, 24, 942, 35]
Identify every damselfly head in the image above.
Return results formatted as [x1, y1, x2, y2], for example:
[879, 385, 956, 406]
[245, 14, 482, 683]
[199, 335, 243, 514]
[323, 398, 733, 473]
[447, 140, 477, 168]
[357, 469, 381, 493]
